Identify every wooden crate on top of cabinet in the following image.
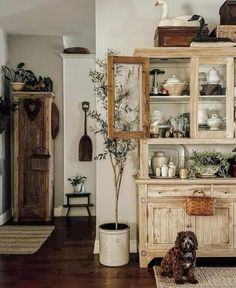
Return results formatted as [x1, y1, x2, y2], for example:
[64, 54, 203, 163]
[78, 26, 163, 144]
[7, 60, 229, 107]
[13, 92, 55, 222]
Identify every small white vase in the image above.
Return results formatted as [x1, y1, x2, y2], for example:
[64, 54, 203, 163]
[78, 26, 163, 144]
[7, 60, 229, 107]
[72, 183, 83, 193]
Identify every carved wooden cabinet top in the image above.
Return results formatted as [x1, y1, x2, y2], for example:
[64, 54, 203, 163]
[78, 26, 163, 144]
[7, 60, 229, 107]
[12, 91, 55, 99]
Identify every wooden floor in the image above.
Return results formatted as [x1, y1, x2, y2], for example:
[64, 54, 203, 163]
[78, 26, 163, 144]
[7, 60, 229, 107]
[0, 217, 155, 288]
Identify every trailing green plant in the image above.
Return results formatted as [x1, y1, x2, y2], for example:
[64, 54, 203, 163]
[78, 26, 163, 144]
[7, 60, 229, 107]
[89, 50, 137, 229]
[67, 175, 87, 186]
[2, 63, 35, 83]
[0, 96, 18, 134]
[0, 97, 18, 116]
[189, 150, 232, 177]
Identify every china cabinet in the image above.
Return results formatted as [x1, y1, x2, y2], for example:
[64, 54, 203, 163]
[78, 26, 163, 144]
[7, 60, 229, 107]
[108, 47, 236, 267]
[12, 92, 55, 222]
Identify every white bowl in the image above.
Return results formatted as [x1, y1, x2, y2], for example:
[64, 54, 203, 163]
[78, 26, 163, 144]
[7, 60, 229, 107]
[163, 82, 186, 96]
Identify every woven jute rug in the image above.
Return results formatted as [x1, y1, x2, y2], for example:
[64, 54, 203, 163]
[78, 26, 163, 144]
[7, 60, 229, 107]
[0, 225, 54, 255]
[154, 266, 236, 288]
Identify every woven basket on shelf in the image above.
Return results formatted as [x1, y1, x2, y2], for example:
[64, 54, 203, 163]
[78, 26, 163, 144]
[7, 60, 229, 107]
[186, 190, 215, 216]
[216, 25, 236, 42]
[31, 147, 51, 171]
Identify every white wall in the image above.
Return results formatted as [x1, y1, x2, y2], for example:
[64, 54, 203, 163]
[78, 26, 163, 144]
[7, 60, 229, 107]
[0, 27, 10, 224]
[61, 54, 96, 216]
[95, 0, 225, 250]
[8, 35, 64, 206]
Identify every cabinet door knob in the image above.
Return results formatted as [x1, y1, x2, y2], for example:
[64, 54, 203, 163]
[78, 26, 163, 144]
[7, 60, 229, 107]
[186, 224, 192, 228]
[158, 191, 162, 194]
[224, 190, 229, 194]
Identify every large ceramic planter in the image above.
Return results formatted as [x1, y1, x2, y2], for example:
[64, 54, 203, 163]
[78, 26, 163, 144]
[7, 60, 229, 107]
[99, 223, 130, 266]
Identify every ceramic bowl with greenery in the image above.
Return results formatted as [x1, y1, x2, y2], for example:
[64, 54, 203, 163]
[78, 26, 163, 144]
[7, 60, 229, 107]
[68, 175, 87, 193]
[195, 164, 219, 176]
[189, 150, 232, 177]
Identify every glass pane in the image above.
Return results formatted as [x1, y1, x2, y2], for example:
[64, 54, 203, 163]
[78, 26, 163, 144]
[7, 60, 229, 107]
[149, 58, 190, 138]
[113, 63, 141, 132]
[198, 64, 226, 132]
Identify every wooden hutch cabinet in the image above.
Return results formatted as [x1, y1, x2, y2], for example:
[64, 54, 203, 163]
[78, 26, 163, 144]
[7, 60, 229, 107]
[108, 47, 236, 267]
[12, 92, 55, 222]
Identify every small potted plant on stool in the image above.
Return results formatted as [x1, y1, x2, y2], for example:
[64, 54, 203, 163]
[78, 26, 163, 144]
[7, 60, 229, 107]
[67, 175, 87, 193]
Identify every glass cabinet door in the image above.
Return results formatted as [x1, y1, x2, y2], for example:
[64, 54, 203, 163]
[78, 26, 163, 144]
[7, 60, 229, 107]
[149, 57, 191, 139]
[107, 55, 149, 138]
[194, 57, 234, 139]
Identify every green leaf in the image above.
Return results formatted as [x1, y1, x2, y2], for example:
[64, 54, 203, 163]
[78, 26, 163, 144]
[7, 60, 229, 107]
[17, 63, 25, 69]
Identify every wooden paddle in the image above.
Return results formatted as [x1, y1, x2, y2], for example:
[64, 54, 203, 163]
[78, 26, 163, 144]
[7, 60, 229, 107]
[79, 101, 92, 161]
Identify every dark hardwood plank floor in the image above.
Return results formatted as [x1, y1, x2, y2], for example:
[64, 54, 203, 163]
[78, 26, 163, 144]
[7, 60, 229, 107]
[0, 217, 155, 288]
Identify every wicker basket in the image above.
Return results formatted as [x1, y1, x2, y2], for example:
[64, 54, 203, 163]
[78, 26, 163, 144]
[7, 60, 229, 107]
[216, 25, 236, 42]
[31, 147, 51, 171]
[186, 190, 215, 216]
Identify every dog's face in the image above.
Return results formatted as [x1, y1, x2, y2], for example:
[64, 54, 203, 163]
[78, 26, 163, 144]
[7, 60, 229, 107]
[175, 231, 198, 252]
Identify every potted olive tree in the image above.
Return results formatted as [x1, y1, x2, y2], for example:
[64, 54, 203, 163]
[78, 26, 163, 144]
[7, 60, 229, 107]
[89, 52, 137, 266]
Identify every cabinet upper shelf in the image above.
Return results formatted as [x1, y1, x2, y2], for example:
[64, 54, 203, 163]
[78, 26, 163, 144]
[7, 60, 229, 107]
[150, 95, 236, 103]
[134, 47, 236, 58]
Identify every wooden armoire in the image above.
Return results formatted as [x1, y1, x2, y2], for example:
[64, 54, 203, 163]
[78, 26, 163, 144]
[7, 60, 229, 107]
[12, 92, 55, 222]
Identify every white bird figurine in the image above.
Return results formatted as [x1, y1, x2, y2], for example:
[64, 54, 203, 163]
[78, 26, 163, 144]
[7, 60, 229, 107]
[155, 0, 199, 27]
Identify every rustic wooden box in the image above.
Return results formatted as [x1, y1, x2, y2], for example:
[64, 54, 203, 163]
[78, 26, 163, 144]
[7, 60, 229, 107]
[216, 25, 236, 42]
[154, 26, 208, 47]
[220, 1, 236, 25]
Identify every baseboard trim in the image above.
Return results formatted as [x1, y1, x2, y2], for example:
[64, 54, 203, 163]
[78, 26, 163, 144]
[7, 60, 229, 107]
[0, 209, 12, 225]
[93, 239, 137, 254]
[54, 205, 95, 217]
[54, 206, 63, 217]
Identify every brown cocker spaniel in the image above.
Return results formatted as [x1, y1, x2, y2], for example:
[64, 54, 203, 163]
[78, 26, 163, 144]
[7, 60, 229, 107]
[160, 231, 198, 284]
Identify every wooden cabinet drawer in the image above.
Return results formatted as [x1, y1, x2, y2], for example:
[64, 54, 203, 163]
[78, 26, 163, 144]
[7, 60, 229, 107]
[213, 185, 236, 198]
[148, 185, 211, 197]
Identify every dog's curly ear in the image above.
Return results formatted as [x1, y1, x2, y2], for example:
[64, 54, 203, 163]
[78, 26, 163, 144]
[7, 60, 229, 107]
[188, 231, 198, 250]
[175, 231, 184, 248]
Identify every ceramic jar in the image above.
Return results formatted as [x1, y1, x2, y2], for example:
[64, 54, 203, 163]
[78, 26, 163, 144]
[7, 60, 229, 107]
[150, 110, 162, 137]
[179, 168, 189, 179]
[151, 152, 169, 175]
[207, 67, 221, 84]
[163, 75, 186, 96]
[168, 160, 176, 176]
[161, 164, 168, 177]
[207, 113, 222, 130]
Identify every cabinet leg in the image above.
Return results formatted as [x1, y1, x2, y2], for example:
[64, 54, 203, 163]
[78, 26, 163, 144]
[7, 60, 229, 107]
[139, 253, 149, 268]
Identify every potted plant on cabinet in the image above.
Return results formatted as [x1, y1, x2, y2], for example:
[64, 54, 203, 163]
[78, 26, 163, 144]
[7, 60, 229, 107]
[68, 174, 87, 193]
[189, 150, 232, 177]
[2, 63, 34, 91]
[89, 52, 137, 266]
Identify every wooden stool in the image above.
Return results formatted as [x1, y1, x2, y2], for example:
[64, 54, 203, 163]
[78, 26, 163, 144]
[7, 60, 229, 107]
[63, 193, 94, 218]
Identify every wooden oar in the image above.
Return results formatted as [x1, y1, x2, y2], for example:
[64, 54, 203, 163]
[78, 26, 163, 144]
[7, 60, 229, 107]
[79, 101, 92, 161]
